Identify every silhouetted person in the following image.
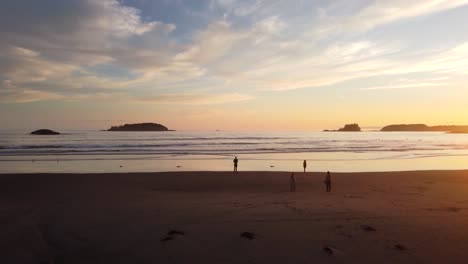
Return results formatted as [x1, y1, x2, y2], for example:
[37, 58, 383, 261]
[290, 173, 296, 192]
[233, 156, 238, 172]
[324, 171, 332, 192]
[303, 160, 307, 173]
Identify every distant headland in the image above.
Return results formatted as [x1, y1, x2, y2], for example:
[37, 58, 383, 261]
[107, 123, 172, 132]
[30, 129, 60, 135]
[324, 123, 361, 132]
[323, 123, 468, 133]
[381, 124, 468, 133]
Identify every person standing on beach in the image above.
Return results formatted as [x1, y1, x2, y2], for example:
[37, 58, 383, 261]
[324, 171, 332, 192]
[303, 160, 307, 173]
[233, 156, 238, 172]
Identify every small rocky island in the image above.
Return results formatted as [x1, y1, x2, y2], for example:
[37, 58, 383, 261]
[107, 123, 171, 132]
[30, 129, 60, 135]
[324, 123, 361, 132]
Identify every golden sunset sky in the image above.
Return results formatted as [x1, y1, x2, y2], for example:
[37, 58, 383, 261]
[1, 0, 468, 130]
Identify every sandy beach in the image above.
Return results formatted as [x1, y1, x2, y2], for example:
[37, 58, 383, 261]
[2, 170, 468, 263]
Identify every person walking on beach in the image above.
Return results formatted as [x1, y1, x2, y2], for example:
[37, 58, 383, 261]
[324, 171, 332, 192]
[233, 156, 238, 172]
[303, 160, 307, 173]
[290, 172, 296, 192]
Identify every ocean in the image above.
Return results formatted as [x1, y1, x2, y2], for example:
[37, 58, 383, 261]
[1, 130, 468, 173]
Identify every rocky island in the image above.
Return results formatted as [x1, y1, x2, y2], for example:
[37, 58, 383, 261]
[324, 123, 361, 132]
[30, 129, 60, 135]
[381, 124, 432, 131]
[381, 124, 468, 133]
[107, 123, 171, 132]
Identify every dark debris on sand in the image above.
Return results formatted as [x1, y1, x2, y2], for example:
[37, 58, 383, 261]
[323, 246, 334, 255]
[361, 225, 376, 232]
[322, 245, 342, 256]
[241, 232, 256, 240]
[161, 229, 185, 242]
[160, 236, 173, 242]
[168, 230, 185, 236]
[394, 244, 407, 251]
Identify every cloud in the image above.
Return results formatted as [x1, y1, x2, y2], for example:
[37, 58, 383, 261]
[173, 21, 248, 64]
[0, 0, 178, 69]
[138, 93, 254, 105]
[0, 0, 467, 105]
[0, 0, 183, 102]
[210, 0, 266, 16]
[90, 0, 175, 37]
[359, 77, 449, 90]
[1, 46, 78, 83]
[221, 38, 401, 91]
[318, 0, 468, 34]
[0, 79, 64, 103]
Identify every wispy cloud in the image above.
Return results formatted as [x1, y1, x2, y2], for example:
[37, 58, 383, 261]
[0, 80, 64, 102]
[210, 0, 266, 17]
[359, 77, 449, 90]
[318, 0, 468, 34]
[138, 93, 254, 105]
[0, 0, 467, 105]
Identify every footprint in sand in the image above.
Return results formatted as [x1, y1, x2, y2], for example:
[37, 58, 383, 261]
[394, 244, 407, 251]
[322, 245, 343, 255]
[361, 225, 376, 232]
[241, 232, 256, 240]
[161, 229, 185, 242]
[168, 230, 185, 236]
[160, 236, 173, 242]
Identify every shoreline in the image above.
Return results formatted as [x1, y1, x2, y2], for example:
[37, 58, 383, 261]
[2, 152, 468, 173]
[2, 168, 468, 175]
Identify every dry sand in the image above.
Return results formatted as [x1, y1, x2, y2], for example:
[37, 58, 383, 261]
[1, 170, 468, 263]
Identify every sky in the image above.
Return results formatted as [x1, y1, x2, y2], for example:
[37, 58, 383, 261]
[1, 0, 468, 131]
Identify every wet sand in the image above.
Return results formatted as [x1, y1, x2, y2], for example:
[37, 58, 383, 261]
[1, 170, 468, 263]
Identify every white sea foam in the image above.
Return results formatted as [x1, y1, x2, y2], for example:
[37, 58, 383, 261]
[1, 130, 468, 173]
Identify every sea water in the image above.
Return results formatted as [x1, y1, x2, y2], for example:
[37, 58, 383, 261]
[1, 130, 468, 173]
